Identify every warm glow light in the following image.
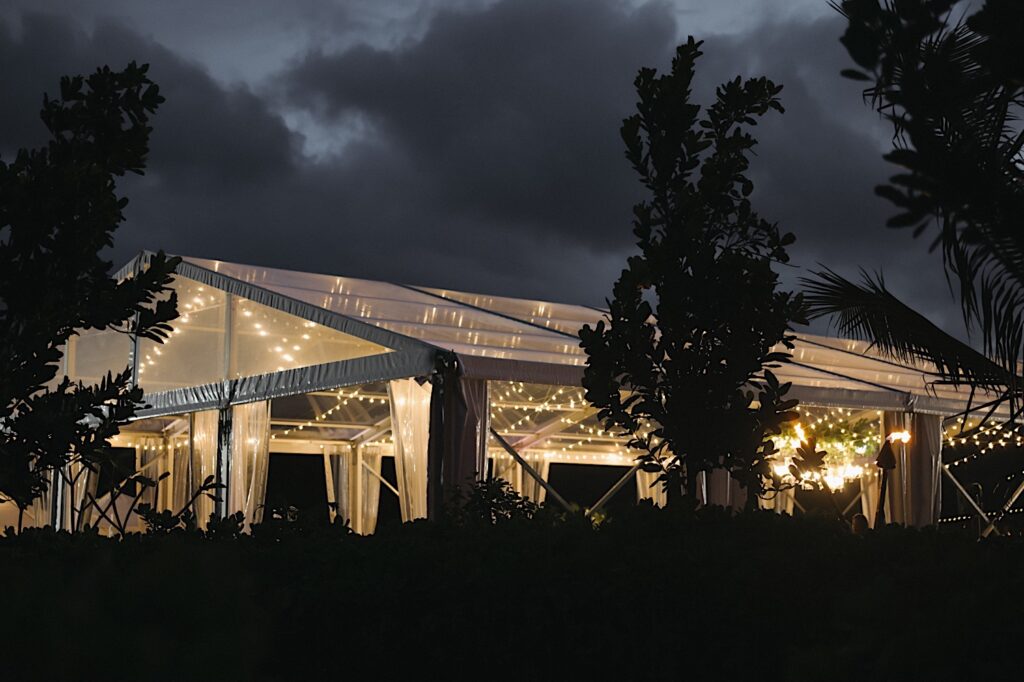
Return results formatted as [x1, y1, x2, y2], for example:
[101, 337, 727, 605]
[888, 430, 911, 444]
[824, 472, 845, 490]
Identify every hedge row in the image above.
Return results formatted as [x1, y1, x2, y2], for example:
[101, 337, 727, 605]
[1, 504, 1018, 681]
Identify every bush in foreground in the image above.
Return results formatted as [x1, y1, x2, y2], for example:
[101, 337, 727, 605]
[1, 490, 1018, 681]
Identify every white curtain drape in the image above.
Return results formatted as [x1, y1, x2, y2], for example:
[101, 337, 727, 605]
[449, 377, 489, 490]
[492, 455, 550, 505]
[492, 456, 520, 489]
[135, 436, 163, 513]
[704, 468, 747, 511]
[331, 443, 384, 535]
[860, 468, 882, 527]
[171, 435, 192, 514]
[636, 469, 668, 507]
[229, 400, 271, 529]
[389, 379, 431, 522]
[191, 410, 220, 528]
[519, 458, 550, 505]
[359, 445, 383, 533]
[326, 444, 348, 526]
[759, 487, 795, 515]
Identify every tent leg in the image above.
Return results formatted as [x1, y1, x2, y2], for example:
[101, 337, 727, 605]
[323, 454, 336, 524]
[842, 490, 863, 517]
[942, 465, 1000, 536]
[981, 476, 1024, 538]
[215, 407, 233, 520]
[489, 428, 572, 513]
[362, 459, 400, 499]
[587, 464, 640, 518]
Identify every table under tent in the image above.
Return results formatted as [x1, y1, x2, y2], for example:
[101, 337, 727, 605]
[13, 253, 1011, 534]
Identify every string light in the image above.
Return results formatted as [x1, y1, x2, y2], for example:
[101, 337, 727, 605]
[944, 420, 1024, 468]
[940, 507, 1024, 524]
[138, 281, 328, 381]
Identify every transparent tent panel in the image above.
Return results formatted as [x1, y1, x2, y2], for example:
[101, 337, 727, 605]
[230, 296, 390, 379]
[68, 329, 132, 385]
[138, 278, 228, 392]
[184, 258, 589, 358]
[134, 275, 393, 393]
[421, 287, 603, 336]
[180, 256, 993, 411]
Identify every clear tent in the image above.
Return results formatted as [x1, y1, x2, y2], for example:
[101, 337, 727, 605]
[21, 252, 1005, 534]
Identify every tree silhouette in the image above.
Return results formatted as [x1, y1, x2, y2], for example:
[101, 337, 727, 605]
[0, 63, 179, 529]
[580, 39, 807, 507]
[805, 0, 1024, 427]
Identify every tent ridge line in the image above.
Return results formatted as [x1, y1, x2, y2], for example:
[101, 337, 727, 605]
[398, 283, 584, 342]
[788, 359, 910, 396]
[793, 334, 945, 378]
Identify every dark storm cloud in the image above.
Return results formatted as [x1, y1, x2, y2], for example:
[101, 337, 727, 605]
[0, 11, 302, 258]
[693, 16, 958, 330]
[0, 13, 297, 186]
[0, 1, 961, 328]
[281, 0, 673, 250]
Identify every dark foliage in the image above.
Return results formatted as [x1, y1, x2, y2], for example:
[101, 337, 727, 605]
[0, 500, 1019, 681]
[580, 38, 807, 505]
[806, 0, 1024, 427]
[0, 63, 180, 526]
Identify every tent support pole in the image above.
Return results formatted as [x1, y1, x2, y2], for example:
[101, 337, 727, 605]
[982, 476, 1024, 538]
[216, 407, 233, 520]
[362, 460, 400, 499]
[489, 428, 573, 513]
[942, 465, 1000, 536]
[842, 491, 863, 516]
[587, 463, 641, 518]
[323, 454, 336, 524]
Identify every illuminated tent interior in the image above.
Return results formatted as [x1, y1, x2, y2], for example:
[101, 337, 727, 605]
[9, 253, 1011, 533]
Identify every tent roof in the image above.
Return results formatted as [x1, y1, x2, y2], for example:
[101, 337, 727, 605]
[168, 255, 997, 417]
[110, 251, 991, 417]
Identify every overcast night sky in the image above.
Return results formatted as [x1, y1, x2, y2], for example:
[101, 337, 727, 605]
[0, 0, 960, 335]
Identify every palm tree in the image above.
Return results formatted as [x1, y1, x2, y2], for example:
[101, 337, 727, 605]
[805, 0, 1024, 431]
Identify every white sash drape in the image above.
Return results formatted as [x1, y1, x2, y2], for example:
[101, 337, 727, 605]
[229, 401, 271, 529]
[389, 379, 431, 521]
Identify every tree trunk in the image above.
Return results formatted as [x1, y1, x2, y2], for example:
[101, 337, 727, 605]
[744, 481, 759, 513]
[685, 467, 698, 502]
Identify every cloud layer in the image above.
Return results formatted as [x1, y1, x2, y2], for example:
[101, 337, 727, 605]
[0, 0, 959, 332]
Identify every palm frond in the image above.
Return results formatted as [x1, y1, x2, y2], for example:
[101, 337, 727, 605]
[802, 268, 1015, 393]
[836, 0, 1024, 373]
